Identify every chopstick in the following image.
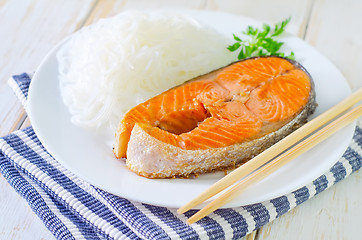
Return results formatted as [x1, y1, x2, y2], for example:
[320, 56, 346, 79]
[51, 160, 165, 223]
[185, 104, 362, 224]
[177, 88, 362, 222]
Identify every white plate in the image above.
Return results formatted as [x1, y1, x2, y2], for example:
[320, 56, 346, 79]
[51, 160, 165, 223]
[28, 9, 354, 208]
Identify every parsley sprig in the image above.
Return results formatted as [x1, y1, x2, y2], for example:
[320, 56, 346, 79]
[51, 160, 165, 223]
[227, 17, 295, 60]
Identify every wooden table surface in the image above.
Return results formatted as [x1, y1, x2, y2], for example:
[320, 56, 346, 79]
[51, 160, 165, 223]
[1, 0, 361, 239]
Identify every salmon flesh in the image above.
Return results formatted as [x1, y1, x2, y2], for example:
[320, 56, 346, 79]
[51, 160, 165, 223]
[114, 56, 317, 178]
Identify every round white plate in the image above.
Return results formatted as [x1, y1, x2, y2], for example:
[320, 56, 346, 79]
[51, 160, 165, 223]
[28, 9, 354, 208]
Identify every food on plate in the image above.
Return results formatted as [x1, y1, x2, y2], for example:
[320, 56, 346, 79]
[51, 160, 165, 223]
[114, 56, 317, 178]
[56, 10, 313, 179]
[57, 10, 235, 133]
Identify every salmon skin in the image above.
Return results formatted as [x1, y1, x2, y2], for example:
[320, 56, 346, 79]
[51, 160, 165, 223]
[114, 56, 317, 178]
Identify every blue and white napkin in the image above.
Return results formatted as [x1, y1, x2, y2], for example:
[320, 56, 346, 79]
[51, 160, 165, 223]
[1, 73, 361, 240]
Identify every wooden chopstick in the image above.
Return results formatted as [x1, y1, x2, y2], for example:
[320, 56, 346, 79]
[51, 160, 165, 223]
[177, 88, 362, 216]
[186, 104, 362, 224]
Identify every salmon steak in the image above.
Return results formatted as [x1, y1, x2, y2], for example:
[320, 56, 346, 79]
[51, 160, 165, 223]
[113, 56, 317, 178]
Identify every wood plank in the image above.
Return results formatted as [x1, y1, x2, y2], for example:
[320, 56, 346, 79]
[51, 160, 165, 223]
[0, 0, 97, 135]
[304, 0, 362, 91]
[205, 0, 314, 37]
[0, 90, 25, 134]
[20, 117, 32, 129]
[121, 0, 207, 10]
[85, 0, 207, 26]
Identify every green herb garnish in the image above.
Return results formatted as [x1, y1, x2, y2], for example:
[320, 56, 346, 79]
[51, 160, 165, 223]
[227, 17, 295, 60]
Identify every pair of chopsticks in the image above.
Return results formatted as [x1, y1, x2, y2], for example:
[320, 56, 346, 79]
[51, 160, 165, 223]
[178, 88, 362, 224]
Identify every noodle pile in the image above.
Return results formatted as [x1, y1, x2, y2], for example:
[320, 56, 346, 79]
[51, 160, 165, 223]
[57, 10, 235, 133]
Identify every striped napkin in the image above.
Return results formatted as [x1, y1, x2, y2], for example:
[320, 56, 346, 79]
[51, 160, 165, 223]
[1, 73, 361, 240]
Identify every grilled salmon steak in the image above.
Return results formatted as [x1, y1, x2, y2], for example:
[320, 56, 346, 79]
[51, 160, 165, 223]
[114, 56, 316, 178]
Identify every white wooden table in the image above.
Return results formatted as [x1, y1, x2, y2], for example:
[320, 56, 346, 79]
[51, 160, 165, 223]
[1, 0, 361, 239]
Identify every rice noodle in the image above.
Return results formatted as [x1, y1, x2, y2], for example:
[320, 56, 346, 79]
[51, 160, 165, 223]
[57, 10, 235, 133]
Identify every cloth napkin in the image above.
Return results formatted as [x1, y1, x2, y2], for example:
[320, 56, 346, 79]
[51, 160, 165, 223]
[1, 73, 361, 240]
